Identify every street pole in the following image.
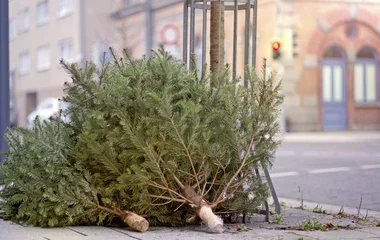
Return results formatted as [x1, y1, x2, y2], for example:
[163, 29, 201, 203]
[0, 0, 10, 162]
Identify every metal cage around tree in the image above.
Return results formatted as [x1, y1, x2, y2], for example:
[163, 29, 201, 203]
[183, 0, 257, 84]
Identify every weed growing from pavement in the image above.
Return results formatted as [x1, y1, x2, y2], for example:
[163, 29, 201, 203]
[295, 186, 305, 210]
[297, 216, 352, 231]
[312, 205, 326, 214]
[271, 214, 284, 224]
[338, 206, 345, 215]
[275, 216, 353, 231]
[239, 225, 248, 231]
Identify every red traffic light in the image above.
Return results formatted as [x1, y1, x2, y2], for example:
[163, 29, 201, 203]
[273, 42, 281, 51]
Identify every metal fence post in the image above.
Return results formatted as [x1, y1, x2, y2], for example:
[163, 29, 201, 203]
[0, 0, 10, 162]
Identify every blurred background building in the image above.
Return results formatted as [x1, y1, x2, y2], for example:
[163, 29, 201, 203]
[9, 0, 117, 127]
[8, 0, 380, 131]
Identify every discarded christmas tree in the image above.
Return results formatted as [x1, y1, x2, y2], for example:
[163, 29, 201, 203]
[60, 47, 283, 232]
[0, 117, 149, 232]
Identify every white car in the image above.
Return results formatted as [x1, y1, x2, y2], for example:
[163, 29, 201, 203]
[27, 98, 70, 129]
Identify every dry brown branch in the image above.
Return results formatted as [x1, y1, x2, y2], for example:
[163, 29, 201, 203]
[174, 202, 186, 212]
[186, 214, 198, 223]
[146, 180, 189, 202]
[196, 154, 206, 176]
[217, 173, 250, 205]
[151, 200, 173, 206]
[170, 118, 200, 191]
[178, 169, 197, 178]
[211, 132, 256, 208]
[172, 174, 186, 190]
[203, 159, 222, 197]
[193, 175, 206, 190]
[150, 191, 166, 205]
[148, 194, 187, 204]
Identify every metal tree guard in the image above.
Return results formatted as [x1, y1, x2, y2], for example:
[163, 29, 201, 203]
[182, 0, 281, 220]
[183, 0, 257, 82]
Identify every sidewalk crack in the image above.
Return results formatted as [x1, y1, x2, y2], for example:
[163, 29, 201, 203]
[109, 228, 143, 240]
[66, 227, 88, 236]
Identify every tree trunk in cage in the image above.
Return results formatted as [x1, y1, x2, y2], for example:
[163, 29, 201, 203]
[210, 1, 225, 82]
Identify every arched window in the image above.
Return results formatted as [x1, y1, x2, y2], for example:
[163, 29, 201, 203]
[354, 47, 378, 103]
[324, 46, 345, 59]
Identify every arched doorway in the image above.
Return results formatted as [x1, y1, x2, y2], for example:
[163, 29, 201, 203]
[322, 46, 347, 130]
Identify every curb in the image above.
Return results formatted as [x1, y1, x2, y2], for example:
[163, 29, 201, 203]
[282, 136, 380, 143]
[282, 134, 380, 143]
[270, 197, 380, 219]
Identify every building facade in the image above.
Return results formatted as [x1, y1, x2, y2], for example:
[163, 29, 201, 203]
[276, 0, 380, 132]
[9, 0, 117, 127]
[111, 0, 380, 132]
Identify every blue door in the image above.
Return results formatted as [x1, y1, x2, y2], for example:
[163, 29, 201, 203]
[322, 60, 347, 130]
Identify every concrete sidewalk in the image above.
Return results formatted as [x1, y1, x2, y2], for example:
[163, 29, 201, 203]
[1, 199, 380, 240]
[282, 131, 380, 143]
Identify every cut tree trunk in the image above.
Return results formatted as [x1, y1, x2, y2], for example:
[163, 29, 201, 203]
[210, 1, 225, 80]
[97, 205, 149, 232]
[122, 211, 150, 233]
[183, 186, 224, 233]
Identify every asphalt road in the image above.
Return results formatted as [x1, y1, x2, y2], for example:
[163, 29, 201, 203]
[270, 142, 380, 211]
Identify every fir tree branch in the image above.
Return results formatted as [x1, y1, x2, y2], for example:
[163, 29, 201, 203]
[170, 118, 200, 191]
[109, 100, 172, 192]
[192, 175, 206, 190]
[151, 200, 173, 206]
[146, 180, 189, 202]
[39, 141, 71, 167]
[150, 192, 166, 205]
[172, 174, 185, 190]
[178, 169, 197, 179]
[196, 154, 206, 176]
[96, 204, 123, 217]
[218, 173, 250, 206]
[96, 147, 122, 176]
[202, 158, 222, 197]
[174, 202, 186, 212]
[147, 194, 186, 204]
[211, 131, 256, 208]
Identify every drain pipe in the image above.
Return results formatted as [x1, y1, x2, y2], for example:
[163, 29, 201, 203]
[0, 0, 10, 162]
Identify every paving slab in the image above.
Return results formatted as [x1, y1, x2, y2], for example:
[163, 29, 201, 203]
[1, 205, 380, 240]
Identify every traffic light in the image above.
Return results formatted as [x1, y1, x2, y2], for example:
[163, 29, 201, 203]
[272, 41, 281, 60]
[292, 32, 299, 58]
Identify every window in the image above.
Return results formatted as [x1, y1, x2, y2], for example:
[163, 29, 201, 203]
[19, 52, 30, 75]
[18, 9, 30, 33]
[57, 0, 73, 18]
[354, 47, 378, 103]
[9, 19, 16, 40]
[58, 40, 73, 62]
[324, 46, 343, 59]
[37, 46, 50, 71]
[37, 1, 49, 25]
